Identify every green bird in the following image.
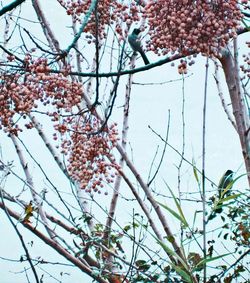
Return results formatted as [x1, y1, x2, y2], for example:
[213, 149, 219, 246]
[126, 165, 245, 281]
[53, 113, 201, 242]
[128, 28, 150, 65]
[218, 169, 234, 199]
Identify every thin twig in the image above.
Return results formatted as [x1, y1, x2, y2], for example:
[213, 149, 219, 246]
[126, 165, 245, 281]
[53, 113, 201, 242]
[148, 125, 216, 186]
[202, 57, 209, 281]
[213, 60, 237, 130]
[148, 110, 170, 186]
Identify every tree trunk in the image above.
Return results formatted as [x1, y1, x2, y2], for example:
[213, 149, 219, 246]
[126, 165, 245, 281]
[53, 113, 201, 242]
[219, 45, 250, 186]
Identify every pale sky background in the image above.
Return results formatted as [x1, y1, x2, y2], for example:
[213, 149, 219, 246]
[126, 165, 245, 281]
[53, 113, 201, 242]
[0, 1, 249, 283]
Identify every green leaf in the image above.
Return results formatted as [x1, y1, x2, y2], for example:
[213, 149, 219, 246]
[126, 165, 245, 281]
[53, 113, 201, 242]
[135, 260, 150, 271]
[220, 193, 241, 203]
[154, 236, 189, 271]
[161, 181, 189, 228]
[123, 225, 131, 232]
[191, 210, 199, 230]
[155, 236, 192, 282]
[158, 201, 187, 227]
[169, 263, 193, 283]
[137, 220, 193, 283]
[220, 181, 234, 198]
[132, 222, 139, 228]
[193, 253, 231, 272]
[169, 189, 189, 228]
[192, 159, 200, 185]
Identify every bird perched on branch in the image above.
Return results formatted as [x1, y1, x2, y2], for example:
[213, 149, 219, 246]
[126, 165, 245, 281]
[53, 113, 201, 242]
[218, 169, 234, 199]
[207, 170, 234, 222]
[128, 28, 150, 65]
[212, 169, 234, 215]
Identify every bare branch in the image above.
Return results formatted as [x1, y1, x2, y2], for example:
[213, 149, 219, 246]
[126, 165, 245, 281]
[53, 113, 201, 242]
[214, 60, 237, 130]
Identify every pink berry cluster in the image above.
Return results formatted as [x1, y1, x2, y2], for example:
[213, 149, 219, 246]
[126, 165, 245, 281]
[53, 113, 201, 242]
[60, 116, 119, 193]
[241, 42, 250, 78]
[58, 0, 141, 41]
[144, 0, 242, 57]
[0, 56, 82, 134]
[1, 55, 120, 193]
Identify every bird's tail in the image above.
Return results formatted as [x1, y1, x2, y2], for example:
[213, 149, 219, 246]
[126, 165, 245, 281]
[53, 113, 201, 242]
[139, 51, 150, 65]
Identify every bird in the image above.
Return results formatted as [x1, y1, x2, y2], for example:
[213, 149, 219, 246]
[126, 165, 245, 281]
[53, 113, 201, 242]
[217, 170, 234, 199]
[207, 170, 234, 221]
[128, 28, 150, 65]
[213, 169, 234, 215]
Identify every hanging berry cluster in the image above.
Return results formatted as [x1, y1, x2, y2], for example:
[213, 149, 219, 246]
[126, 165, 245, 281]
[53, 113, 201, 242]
[60, 116, 119, 193]
[241, 41, 250, 79]
[0, 56, 82, 134]
[0, 55, 120, 192]
[58, 0, 141, 41]
[144, 0, 242, 57]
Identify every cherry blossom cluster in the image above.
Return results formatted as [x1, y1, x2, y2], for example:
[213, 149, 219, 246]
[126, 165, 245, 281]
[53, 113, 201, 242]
[144, 0, 242, 57]
[0, 56, 83, 134]
[58, 0, 141, 40]
[60, 116, 119, 193]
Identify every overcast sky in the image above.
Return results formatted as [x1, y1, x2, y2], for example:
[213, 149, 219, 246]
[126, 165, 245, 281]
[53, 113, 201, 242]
[0, 1, 249, 282]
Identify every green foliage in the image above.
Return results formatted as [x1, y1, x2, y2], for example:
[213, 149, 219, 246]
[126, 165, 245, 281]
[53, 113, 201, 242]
[160, 182, 189, 228]
[133, 173, 250, 282]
